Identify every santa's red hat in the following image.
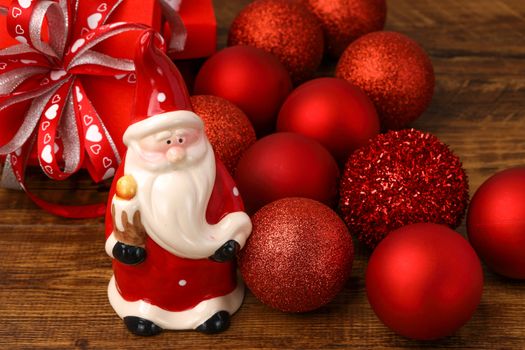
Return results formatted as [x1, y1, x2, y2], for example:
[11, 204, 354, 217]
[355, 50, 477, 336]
[123, 30, 203, 145]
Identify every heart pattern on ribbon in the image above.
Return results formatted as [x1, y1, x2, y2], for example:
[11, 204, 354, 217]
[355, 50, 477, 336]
[18, 0, 32, 9]
[86, 125, 103, 142]
[44, 104, 59, 120]
[87, 13, 103, 29]
[41, 145, 53, 163]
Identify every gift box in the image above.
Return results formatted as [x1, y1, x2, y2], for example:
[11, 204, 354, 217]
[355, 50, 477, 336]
[0, 0, 216, 218]
[168, 0, 216, 60]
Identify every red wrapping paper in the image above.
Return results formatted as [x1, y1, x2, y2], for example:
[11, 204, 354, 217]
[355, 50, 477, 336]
[169, 0, 216, 59]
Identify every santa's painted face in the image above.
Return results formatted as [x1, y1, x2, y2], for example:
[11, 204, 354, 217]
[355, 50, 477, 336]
[131, 126, 207, 172]
[123, 119, 219, 258]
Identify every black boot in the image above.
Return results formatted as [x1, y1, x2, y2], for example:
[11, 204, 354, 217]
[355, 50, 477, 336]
[196, 311, 231, 334]
[123, 316, 162, 336]
[113, 242, 146, 265]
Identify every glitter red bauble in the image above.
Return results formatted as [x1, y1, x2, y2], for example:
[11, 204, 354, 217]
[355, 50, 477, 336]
[190, 95, 256, 174]
[467, 167, 525, 279]
[194, 46, 292, 135]
[277, 78, 380, 162]
[366, 223, 483, 340]
[239, 197, 354, 312]
[228, 0, 324, 83]
[303, 0, 387, 57]
[339, 129, 469, 249]
[336, 31, 435, 130]
[235, 132, 339, 213]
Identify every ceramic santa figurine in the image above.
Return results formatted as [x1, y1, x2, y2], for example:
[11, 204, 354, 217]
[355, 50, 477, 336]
[105, 30, 252, 336]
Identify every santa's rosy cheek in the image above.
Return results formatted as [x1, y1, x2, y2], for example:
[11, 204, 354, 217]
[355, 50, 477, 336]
[183, 130, 200, 145]
[139, 150, 167, 163]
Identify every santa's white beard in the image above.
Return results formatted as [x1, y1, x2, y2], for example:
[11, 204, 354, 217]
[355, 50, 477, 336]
[123, 142, 251, 259]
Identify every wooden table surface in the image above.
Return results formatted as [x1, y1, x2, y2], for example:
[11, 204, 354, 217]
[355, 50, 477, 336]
[1, 0, 524, 349]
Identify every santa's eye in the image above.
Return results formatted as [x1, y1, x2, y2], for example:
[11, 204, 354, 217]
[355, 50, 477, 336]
[178, 137, 185, 144]
[166, 140, 172, 145]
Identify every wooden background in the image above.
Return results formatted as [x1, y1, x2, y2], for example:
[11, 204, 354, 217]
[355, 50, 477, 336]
[1, 0, 524, 348]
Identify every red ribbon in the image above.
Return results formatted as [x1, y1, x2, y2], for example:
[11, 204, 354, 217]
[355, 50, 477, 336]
[0, 0, 179, 218]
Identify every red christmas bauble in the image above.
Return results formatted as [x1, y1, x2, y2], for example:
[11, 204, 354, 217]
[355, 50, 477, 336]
[303, 0, 387, 57]
[239, 197, 354, 312]
[235, 132, 339, 213]
[467, 167, 525, 279]
[366, 223, 483, 340]
[336, 31, 435, 130]
[277, 78, 380, 162]
[339, 129, 469, 249]
[190, 95, 256, 174]
[194, 46, 292, 135]
[228, 0, 324, 83]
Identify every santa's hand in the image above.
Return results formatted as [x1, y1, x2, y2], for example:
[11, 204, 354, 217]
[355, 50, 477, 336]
[209, 240, 240, 262]
[112, 242, 147, 265]
[111, 201, 146, 247]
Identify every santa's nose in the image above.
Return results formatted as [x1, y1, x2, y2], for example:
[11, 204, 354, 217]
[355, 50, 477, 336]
[166, 146, 186, 163]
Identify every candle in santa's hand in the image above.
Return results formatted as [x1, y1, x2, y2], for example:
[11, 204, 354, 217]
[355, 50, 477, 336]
[116, 175, 137, 200]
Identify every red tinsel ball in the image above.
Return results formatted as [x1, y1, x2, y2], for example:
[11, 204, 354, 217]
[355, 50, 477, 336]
[190, 95, 256, 174]
[336, 31, 435, 130]
[228, 0, 324, 83]
[277, 77, 380, 162]
[235, 132, 339, 214]
[303, 0, 387, 57]
[194, 46, 292, 135]
[467, 167, 525, 279]
[239, 197, 354, 312]
[367, 223, 483, 340]
[339, 129, 469, 249]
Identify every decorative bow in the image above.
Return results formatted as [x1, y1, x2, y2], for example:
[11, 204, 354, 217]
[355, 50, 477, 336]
[0, 0, 185, 218]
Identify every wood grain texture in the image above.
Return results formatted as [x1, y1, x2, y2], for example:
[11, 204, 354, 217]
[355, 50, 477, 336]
[1, 0, 524, 348]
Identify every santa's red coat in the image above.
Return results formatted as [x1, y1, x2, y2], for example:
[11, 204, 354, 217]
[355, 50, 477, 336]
[105, 155, 244, 312]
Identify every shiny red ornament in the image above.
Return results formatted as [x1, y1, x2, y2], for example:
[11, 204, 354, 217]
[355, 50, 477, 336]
[228, 0, 324, 83]
[336, 31, 435, 130]
[339, 129, 469, 249]
[190, 95, 256, 174]
[239, 197, 354, 312]
[366, 223, 484, 340]
[467, 167, 525, 279]
[303, 0, 387, 57]
[194, 46, 292, 135]
[235, 132, 339, 213]
[277, 78, 380, 162]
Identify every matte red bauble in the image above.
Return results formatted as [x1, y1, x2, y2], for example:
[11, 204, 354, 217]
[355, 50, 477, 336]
[339, 129, 469, 248]
[467, 167, 525, 279]
[303, 0, 387, 57]
[228, 0, 324, 83]
[277, 78, 380, 162]
[336, 31, 435, 130]
[366, 223, 483, 340]
[235, 132, 339, 213]
[191, 95, 256, 174]
[194, 46, 292, 135]
[239, 197, 354, 312]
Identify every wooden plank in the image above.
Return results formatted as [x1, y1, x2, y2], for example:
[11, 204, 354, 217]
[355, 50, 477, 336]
[0, 0, 524, 348]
